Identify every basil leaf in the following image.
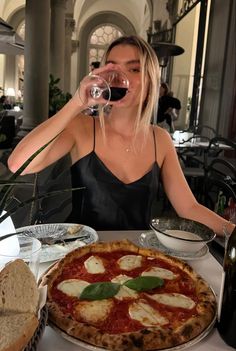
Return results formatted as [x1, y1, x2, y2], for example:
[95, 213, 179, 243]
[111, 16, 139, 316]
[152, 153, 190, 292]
[123, 276, 164, 292]
[80, 282, 120, 300]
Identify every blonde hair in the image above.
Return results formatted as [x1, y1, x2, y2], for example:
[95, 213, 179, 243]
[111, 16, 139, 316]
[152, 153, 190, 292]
[99, 35, 160, 135]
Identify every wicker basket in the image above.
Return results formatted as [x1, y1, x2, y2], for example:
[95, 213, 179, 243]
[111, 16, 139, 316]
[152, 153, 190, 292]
[24, 305, 48, 351]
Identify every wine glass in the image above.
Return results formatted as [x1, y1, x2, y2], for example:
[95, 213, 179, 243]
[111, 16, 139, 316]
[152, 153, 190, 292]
[79, 70, 129, 111]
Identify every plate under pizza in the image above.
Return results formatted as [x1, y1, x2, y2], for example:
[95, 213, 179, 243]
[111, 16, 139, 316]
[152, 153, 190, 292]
[48, 316, 216, 351]
[40, 240, 217, 351]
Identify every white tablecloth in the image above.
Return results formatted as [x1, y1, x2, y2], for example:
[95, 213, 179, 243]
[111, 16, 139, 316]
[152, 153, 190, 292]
[37, 230, 233, 351]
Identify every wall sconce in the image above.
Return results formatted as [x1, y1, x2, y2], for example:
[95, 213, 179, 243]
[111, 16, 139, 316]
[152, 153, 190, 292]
[6, 87, 16, 107]
[6, 87, 16, 97]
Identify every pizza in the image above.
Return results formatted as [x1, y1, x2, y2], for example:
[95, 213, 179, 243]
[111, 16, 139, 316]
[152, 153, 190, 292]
[41, 240, 216, 351]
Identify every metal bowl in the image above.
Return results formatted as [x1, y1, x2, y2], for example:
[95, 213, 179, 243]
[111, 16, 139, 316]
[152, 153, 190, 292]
[150, 217, 216, 253]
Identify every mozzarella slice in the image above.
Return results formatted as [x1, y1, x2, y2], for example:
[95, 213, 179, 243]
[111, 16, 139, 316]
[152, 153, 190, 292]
[57, 279, 89, 297]
[84, 255, 105, 274]
[147, 293, 195, 309]
[111, 275, 138, 300]
[129, 300, 168, 326]
[75, 299, 114, 324]
[141, 267, 177, 280]
[117, 255, 142, 271]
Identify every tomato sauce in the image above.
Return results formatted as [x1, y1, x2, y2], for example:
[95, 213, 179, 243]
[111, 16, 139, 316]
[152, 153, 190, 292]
[51, 251, 198, 333]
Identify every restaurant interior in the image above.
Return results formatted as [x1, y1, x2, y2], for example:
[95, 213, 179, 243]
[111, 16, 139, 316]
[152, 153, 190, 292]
[0, 0, 235, 227]
[0, 1, 236, 350]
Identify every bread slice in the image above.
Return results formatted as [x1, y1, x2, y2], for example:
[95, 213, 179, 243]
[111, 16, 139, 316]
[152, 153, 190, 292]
[0, 259, 39, 314]
[0, 312, 39, 351]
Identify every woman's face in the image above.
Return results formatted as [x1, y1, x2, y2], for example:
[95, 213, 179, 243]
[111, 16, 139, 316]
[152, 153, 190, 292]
[105, 44, 149, 108]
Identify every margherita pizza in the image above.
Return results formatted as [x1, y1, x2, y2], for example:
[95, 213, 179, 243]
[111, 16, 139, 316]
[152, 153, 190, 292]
[41, 240, 216, 351]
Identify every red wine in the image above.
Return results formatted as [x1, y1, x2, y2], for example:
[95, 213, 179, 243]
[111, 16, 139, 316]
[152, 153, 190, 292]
[102, 87, 128, 101]
[217, 227, 236, 348]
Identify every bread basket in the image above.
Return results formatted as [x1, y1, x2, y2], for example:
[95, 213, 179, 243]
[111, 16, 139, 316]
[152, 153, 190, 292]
[24, 305, 48, 351]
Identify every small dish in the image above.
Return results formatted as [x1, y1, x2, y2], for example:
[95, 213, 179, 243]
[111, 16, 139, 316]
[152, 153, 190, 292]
[139, 231, 209, 260]
[150, 217, 215, 253]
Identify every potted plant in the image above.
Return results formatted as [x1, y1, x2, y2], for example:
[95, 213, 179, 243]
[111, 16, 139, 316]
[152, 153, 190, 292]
[48, 74, 72, 117]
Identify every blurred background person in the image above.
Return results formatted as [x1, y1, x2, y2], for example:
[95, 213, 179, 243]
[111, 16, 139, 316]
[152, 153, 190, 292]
[90, 61, 100, 72]
[0, 95, 12, 110]
[157, 82, 181, 133]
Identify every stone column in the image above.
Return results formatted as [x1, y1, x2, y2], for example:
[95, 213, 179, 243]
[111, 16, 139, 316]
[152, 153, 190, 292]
[50, 0, 67, 90]
[64, 15, 75, 93]
[23, 0, 50, 129]
[4, 55, 16, 98]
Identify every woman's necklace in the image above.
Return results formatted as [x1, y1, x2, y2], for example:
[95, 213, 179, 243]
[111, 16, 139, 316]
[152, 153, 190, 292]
[125, 145, 132, 152]
[106, 120, 136, 153]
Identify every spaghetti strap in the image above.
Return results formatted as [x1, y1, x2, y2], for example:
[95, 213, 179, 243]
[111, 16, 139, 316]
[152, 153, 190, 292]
[152, 127, 157, 162]
[92, 117, 96, 151]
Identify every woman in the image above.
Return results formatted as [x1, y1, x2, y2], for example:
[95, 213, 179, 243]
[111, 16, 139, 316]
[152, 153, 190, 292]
[8, 35, 234, 234]
[157, 82, 181, 133]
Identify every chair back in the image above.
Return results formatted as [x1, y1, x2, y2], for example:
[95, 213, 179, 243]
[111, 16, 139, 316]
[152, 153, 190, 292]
[206, 158, 236, 182]
[195, 124, 218, 139]
[204, 157, 236, 214]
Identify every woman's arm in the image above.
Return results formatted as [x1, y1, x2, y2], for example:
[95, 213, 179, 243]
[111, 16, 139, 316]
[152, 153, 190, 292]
[8, 63, 118, 175]
[158, 129, 235, 236]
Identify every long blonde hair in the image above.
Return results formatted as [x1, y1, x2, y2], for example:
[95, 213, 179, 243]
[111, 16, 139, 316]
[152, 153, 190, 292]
[100, 35, 160, 135]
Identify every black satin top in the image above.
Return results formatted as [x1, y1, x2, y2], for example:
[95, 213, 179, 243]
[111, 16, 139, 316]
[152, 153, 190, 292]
[69, 119, 161, 230]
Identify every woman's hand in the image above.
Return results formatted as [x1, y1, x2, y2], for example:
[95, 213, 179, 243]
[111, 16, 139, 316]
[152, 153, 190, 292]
[75, 63, 123, 109]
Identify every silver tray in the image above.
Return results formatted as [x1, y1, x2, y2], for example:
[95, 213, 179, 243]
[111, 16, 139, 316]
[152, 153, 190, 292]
[16, 223, 99, 263]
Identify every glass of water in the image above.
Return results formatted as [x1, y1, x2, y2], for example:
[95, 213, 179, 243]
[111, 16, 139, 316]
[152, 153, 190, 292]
[0, 234, 41, 279]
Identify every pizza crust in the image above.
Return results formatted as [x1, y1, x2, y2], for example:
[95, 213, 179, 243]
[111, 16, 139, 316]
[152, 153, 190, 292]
[41, 239, 216, 351]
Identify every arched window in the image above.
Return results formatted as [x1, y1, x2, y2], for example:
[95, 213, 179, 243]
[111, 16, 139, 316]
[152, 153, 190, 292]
[88, 25, 123, 69]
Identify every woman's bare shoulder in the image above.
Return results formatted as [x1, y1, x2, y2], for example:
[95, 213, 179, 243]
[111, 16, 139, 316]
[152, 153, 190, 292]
[67, 114, 93, 136]
[152, 125, 175, 165]
[67, 114, 95, 162]
[153, 125, 173, 145]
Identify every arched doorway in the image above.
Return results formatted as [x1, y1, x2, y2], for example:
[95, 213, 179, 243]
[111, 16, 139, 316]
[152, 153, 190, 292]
[77, 12, 136, 83]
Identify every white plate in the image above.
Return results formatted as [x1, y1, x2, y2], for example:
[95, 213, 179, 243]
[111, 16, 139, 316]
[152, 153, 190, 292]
[49, 312, 216, 351]
[16, 223, 98, 263]
[139, 231, 209, 260]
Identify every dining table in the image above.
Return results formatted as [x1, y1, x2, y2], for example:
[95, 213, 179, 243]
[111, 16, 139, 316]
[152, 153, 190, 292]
[173, 140, 233, 151]
[37, 230, 234, 351]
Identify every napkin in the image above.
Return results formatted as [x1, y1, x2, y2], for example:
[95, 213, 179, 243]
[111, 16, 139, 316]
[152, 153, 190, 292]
[0, 210, 20, 265]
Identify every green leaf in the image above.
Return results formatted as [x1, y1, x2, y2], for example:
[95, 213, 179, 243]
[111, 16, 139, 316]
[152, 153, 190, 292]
[123, 276, 164, 292]
[0, 133, 62, 214]
[80, 282, 120, 300]
[0, 180, 34, 186]
[0, 186, 84, 224]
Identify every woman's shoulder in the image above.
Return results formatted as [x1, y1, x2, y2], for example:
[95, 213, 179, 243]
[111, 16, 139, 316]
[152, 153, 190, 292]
[153, 125, 173, 143]
[67, 114, 94, 135]
[152, 125, 175, 161]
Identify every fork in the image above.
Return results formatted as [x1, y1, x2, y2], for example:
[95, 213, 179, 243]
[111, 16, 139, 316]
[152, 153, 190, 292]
[0, 230, 89, 245]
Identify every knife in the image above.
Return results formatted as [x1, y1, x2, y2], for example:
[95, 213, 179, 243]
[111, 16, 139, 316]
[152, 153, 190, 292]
[0, 231, 90, 245]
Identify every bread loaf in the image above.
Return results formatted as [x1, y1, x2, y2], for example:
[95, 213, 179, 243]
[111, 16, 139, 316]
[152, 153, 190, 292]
[0, 259, 40, 351]
[0, 313, 38, 351]
[0, 259, 39, 314]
